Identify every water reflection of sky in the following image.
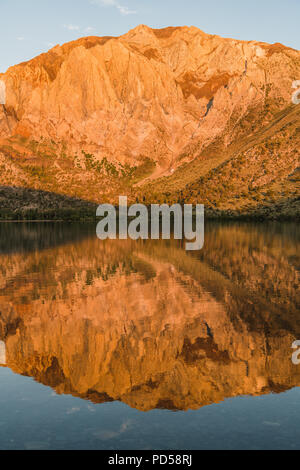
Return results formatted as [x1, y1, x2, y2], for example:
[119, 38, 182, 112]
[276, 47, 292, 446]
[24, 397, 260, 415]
[1, 367, 300, 450]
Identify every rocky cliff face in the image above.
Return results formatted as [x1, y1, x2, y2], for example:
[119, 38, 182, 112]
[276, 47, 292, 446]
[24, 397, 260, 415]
[0, 25, 299, 215]
[1, 25, 300, 168]
[0, 224, 299, 411]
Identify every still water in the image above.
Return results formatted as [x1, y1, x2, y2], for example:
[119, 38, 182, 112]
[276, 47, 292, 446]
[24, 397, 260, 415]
[0, 221, 299, 450]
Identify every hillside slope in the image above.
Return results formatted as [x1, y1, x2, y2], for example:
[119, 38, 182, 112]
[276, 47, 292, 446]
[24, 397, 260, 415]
[139, 104, 300, 219]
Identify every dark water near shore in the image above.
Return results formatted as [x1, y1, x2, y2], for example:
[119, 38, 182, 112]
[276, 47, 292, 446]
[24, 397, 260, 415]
[0, 221, 299, 450]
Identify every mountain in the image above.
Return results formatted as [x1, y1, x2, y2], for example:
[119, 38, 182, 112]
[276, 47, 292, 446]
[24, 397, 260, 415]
[0, 25, 299, 218]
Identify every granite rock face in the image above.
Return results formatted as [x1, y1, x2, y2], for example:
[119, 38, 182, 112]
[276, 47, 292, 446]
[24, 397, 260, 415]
[0, 25, 299, 173]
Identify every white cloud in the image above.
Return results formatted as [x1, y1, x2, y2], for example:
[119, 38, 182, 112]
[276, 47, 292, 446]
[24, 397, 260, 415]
[62, 24, 96, 35]
[91, 0, 136, 16]
[117, 5, 136, 15]
[84, 26, 95, 33]
[63, 24, 80, 31]
[17, 37, 25, 41]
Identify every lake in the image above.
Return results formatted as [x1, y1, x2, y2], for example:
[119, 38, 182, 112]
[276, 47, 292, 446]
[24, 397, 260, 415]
[0, 221, 299, 450]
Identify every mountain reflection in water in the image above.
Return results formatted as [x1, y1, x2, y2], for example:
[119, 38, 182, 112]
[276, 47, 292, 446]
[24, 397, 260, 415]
[0, 222, 299, 412]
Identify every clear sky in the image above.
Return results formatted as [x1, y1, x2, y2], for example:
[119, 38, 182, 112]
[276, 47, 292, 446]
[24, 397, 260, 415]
[0, 0, 299, 73]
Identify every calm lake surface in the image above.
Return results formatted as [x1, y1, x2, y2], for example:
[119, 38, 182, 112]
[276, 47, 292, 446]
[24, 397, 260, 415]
[0, 221, 299, 450]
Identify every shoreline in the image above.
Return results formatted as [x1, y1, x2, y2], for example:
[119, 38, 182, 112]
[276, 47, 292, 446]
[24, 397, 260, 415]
[0, 215, 298, 223]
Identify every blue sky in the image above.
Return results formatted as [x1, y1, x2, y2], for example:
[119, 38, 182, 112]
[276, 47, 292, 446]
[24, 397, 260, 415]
[0, 0, 299, 73]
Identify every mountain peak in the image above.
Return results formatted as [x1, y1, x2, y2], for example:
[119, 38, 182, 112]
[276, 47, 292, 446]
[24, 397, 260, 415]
[124, 24, 204, 40]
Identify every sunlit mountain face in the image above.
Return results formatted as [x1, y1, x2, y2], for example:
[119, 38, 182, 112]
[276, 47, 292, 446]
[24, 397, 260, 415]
[0, 26, 299, 219]
[0, 222, 299, 412]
